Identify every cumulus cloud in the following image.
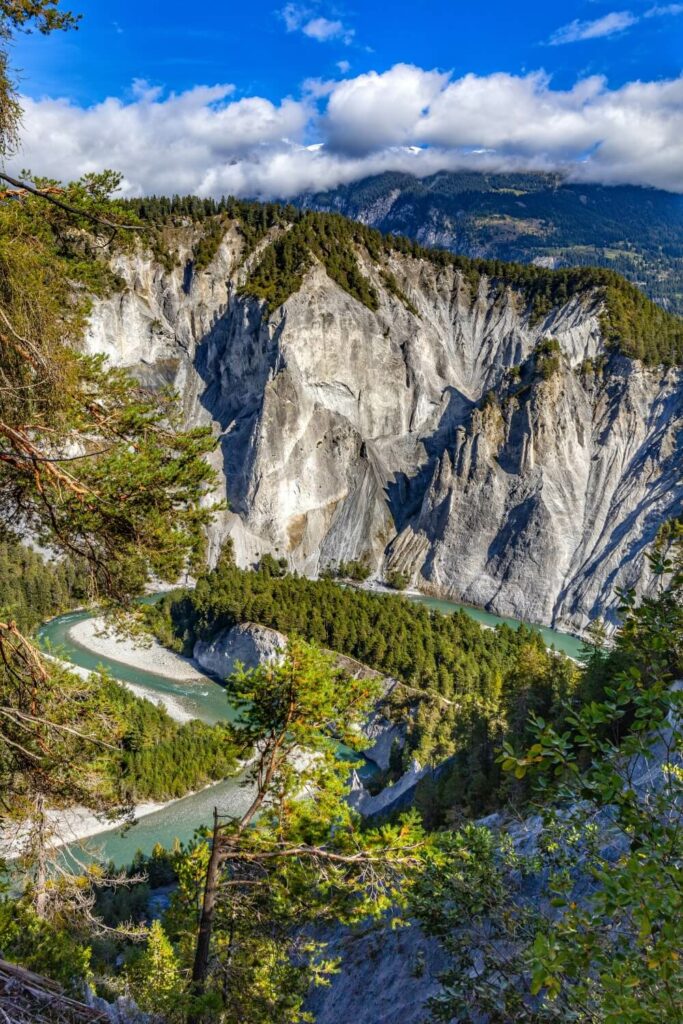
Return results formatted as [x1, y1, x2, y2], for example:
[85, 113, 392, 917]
[9, 65, 683, 198]
[325, 64, 450, 153]
[549, 11, 638, 44]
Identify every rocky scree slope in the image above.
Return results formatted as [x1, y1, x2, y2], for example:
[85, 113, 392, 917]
[85, 211, 683, 633]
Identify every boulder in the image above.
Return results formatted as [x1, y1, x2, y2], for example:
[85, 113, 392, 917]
[193, 622, 286, 680]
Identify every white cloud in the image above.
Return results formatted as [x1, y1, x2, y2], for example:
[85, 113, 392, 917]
[549, 11, 638, 44]
[325, 64, 450, 153]
[303, 17, 350, 42]
[280, 4, 354, 43]
[337, 59, 351, 74]
[9, 65, 683, 198]
[281, 3, 307, 32]
[645, 3, 683, 15]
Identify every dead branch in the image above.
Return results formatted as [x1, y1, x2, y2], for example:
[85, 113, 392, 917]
[0, 958, 107, 1023]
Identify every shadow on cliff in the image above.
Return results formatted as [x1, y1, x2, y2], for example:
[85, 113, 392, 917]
[193, 294, 285, 515]
[384, 385, 475, 533]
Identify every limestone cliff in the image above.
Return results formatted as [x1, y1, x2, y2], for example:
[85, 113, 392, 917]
[86, 223, 682, 633]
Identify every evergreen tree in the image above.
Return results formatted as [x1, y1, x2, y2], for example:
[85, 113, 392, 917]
[412, 525, 683, 1023]
[127, 919, 183, 1021]
[186, 639, 428, 1022]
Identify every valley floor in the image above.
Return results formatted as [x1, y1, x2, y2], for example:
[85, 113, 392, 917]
[1, 621, 222, 859]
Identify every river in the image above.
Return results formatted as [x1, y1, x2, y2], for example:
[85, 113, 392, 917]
[37, 590, 585, 867]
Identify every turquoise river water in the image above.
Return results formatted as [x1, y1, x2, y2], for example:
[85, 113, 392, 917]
[37, 592, 584, 867]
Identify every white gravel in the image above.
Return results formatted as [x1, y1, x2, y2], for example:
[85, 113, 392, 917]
[0, 800, 172, 860]
[68, 616, 208, 681]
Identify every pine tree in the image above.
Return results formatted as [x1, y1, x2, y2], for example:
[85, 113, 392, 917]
[127, 920, 183, 1020]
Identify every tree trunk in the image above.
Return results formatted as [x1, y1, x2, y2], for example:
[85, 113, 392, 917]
[34, 793, 48, 919]
[190, 809, 224, 1007]
[188, 742, 282, 1018]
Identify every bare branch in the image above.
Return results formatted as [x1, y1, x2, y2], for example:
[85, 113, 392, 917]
[0, 171, 144, 232]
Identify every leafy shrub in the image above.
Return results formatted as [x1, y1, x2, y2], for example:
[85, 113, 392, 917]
[386, 569, 410, 590]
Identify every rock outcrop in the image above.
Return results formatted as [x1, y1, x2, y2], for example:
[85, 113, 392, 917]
[348, 760, 426, 817]
[193, 619, 404, 782]
[304, 919, 448, 1024]
[193, 622, 287, 680]
[86, 225, 683, 632]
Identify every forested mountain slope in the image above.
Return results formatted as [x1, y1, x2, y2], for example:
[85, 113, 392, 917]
[88, 201, 683, 632]
[297, 171, 683, 315]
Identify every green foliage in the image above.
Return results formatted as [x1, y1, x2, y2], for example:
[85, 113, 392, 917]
[0, 2, 77, 156]
[503, 536, 683, 1022]
[0, 175, 218, 603]
[386, 569, 410, 591]
[108, 680, 240, 803]
[257, 552, 288, 577]
[247, 207, 683, 364]
[415, 529, 683, 1023]
[600, 275, 683, 365]
[148, 562, 578, 814]
[228, 636, 382, 760]
[17, 169, 141, 295]
[125, 920, 183, 1019]
[1, 660, 239, 827]
[124, 191, 683, 364]
[535, 337, 562, 380]
[0, 540, 87, 633]
[123, 194, 297, 253]
[181, 639, 428, 1023]
[122, 194, 299, 275]
[411, 825, 531, 1022]
[379, 268, 418, 314]
[192, 216, 227, 271]
[0, 48, 20, 156]
[240, 211, 381, 313]
[0, 1, 78, 34]
[92, 850, 162, 929]
[332, 558, 372, 582]
[302, 170, 683, 317]
[0, 894, 92, 992]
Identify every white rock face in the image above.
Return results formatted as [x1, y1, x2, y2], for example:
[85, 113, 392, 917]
[348, 760, 427, 817]
[86, 233, 683, 630]
[361, 711, 404, 772]
[193, 622, 287, 680]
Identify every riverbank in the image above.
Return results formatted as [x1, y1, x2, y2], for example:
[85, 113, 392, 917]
[44, 649, 198, 726]
[0, 798, 172, 861]
[0, 620, 231, 860]
[20, 583, 586, 863]
[68, 616, 208, 682]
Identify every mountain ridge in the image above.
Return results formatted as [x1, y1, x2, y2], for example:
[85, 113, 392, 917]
[85, 204, 683, 633]
[295, 171, 683, 316]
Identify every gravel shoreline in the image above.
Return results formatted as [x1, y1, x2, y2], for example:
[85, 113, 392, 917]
[0, 798, 173, 860]
[67, 616, 208, 681]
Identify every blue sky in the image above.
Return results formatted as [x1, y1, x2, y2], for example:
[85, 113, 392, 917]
[7, 1, 683, 196]
[13, 0, 683, 103]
